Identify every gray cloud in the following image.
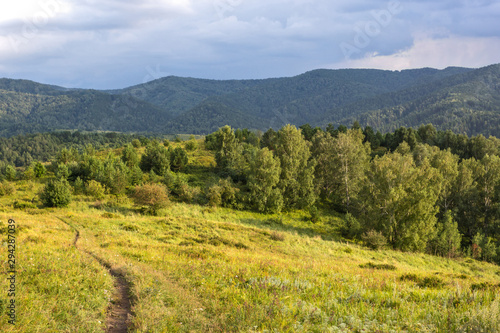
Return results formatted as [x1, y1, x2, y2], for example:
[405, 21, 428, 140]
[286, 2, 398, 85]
[0, 0, 499, 88]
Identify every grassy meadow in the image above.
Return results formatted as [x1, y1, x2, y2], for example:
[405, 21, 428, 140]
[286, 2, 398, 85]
[0, 139, 499, 332]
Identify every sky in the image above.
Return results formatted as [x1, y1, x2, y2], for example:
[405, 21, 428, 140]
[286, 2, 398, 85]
[1, 0, 500, 89]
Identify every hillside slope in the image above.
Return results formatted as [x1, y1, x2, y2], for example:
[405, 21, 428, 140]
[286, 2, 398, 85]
[4, 64, 500, 136]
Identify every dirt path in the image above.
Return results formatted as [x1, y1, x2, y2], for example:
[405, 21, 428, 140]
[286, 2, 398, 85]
[58, 217, 132, 333]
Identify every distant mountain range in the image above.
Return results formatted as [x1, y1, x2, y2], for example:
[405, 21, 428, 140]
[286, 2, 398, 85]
[1, 64, 500, 137]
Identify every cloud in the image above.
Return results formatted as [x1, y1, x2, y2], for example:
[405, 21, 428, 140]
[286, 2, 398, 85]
[0, 0, 499, 88]
[333, 34, 500, 70]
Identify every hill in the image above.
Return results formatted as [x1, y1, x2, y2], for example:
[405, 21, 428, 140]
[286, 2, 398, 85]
[0, 136, 499, 332]
[0, 79, 173, 137]
[3, 64, 500, 136]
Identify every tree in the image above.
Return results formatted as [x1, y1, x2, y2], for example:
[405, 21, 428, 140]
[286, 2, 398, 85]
[40, 178, 72, 207]
[5, 165, 17, 181]
[431, 211, 462, 258]
[275, 124, 316, 209]
[121, 143, 139, 168]
[363, 152, 441, 251]
[452, 158, 482, 243]
[140, 140, 170, 176]
[312, 129, 370, 212]
[33, 161, 46, 178]
[131, 183, 169, 215]
[213, 125, 241, 172]
[169, 147, 189, 171]
[247, 148, 283, 212]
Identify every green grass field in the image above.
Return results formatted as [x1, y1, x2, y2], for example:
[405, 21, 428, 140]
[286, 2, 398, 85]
[0, 139, 499, 332]
[1, 191, 500, 332]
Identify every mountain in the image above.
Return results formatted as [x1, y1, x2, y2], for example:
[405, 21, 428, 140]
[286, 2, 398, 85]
[0, 79, 173, 136]
[2, 64, 500, 137]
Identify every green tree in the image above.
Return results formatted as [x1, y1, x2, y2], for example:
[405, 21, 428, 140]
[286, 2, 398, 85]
[247, 147, 283, 212]
[312, 129, 370, 212]
[431, 211, 462, 258]
[33, 161, 46, 178]
[213, 125, 242, 172]
[140, 140, 170, 176]
[40, 178, 72, 207]
[55, 163, 70, 180]
[452, 158, 482, 242]
[121, 143, 139, 168]
[275, 124, 316, 209]
[169, 147, 189, 171]
[5, 165, 17, 181]
[363, 152, 441, 251]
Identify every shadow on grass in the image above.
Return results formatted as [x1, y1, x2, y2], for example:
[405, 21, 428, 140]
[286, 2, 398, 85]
[238, 217, 343, 242]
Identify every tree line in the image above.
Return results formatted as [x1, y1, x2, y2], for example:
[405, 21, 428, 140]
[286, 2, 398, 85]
[0, 124, 499, 264]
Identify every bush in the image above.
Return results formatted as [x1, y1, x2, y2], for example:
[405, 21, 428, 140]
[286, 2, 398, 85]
[206, 178, 239, 208]
[13, 200, 37, 210]
[362, 230, 387, 250]
[73, 177, 84, 194]
[34, 162, 46, 178]
[177, 183, 201, 203]
[341, 213, 362, 239]
[131, 139, 141, 148]
[55, 163, 70, 180]
[185, 138, 198, 151]
[359, 262, 397, 270]
[130, 183, 169, 215]
[0, 181, 16, 196]
[309, 206, 320, 223]
[40, 178, 72, 207]
[85, 180, 106, 199]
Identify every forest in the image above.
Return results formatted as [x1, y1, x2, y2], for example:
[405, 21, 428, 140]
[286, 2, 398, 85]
[2, 63, 500, 137]
[1, 123, 500, 265]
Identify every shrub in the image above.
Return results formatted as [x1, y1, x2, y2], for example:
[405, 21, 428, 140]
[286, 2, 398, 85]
[0, 181, 16, 196]
[362, 230, 387, 250]
[341, 213, 362, 239]
[85, 180, 106, 199]
[309, 206, 320, 223]
[130, 183, 169, 215]
[270, 231, 285, 242]
[185, 138, 198, 151]
[131, 139, 141, 148]
[206, 178, 239, 208]
[359, 262, 397, 270]
[73, 177, 84, 194]
[55, 163, 70, 180]
[13, 200, 37, 210]
[177, 183, 201, 203]
[33, 162, 46, 178]
[40, 178, 72, 207]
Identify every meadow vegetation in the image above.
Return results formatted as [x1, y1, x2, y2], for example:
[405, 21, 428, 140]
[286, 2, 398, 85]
[0, 126, 499, 332]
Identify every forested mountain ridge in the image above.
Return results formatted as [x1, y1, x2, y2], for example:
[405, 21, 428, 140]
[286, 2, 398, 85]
[2, 64, 500, 136]
[0, 81, 173, 136]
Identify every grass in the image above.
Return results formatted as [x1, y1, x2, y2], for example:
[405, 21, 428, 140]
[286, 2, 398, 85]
[0, 177, 500, 332]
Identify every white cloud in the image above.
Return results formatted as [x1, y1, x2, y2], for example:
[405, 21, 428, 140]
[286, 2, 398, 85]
[333, 35, 500, 70]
